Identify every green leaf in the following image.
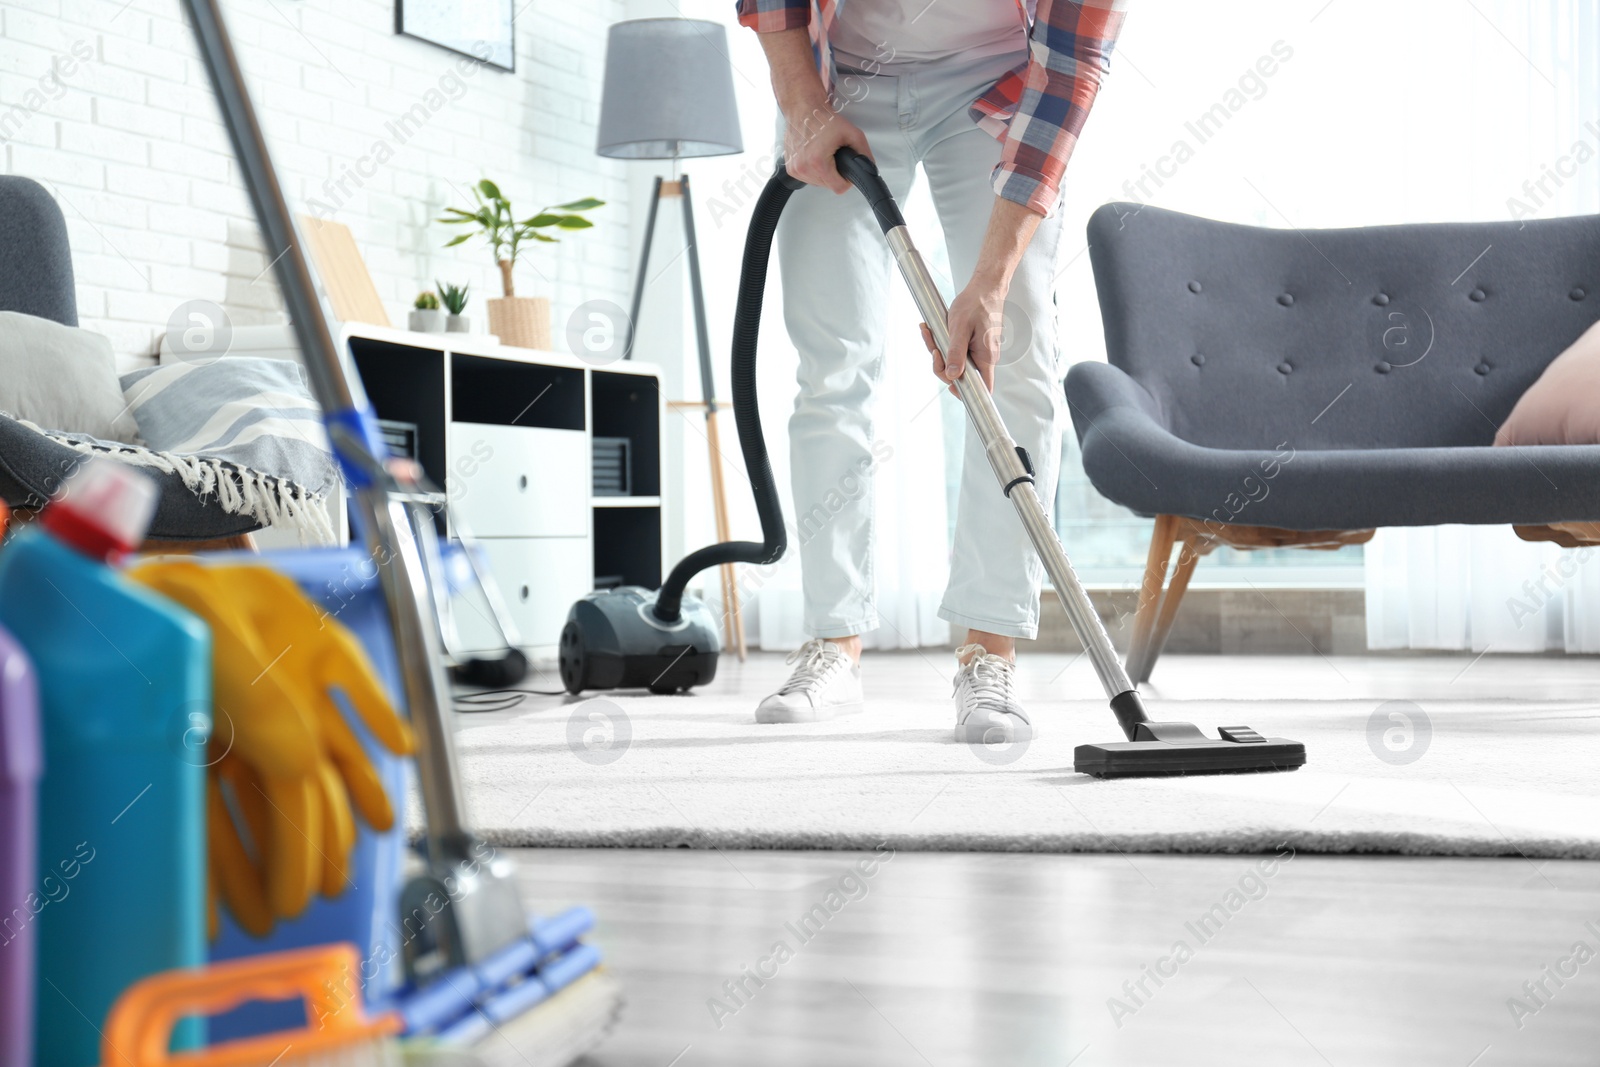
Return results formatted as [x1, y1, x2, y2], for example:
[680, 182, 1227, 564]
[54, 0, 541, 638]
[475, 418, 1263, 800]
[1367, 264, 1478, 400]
[553, 197, 603, 211]
[437, 215, 479, 224]
[440, 207, 477, 218]
[522, 213, 562, 228]
[478, 178, 504, 201]
[529, 232, 558, 242]
[443, 233, 474, 247]
[554, 216, 593, 230]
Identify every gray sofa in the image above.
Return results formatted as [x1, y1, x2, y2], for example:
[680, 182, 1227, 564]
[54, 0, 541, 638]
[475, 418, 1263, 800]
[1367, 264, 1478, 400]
[1069, 202, 1600, 681]
[0, 176, 261, 542]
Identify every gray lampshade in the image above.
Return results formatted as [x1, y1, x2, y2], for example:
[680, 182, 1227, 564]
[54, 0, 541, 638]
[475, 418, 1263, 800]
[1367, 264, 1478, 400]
[596, 18, 743, 160]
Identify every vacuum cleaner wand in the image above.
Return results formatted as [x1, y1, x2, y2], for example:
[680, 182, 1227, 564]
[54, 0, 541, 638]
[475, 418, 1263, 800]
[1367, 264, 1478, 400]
[828, 149, 1305, 779]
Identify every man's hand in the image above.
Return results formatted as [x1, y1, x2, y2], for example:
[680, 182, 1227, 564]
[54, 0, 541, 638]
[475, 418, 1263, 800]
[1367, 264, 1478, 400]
[924, 280, 1008, 393]
[783, 107, 873, 193]
[759, 27, 873, 193]
[921, 196, 1044, 393]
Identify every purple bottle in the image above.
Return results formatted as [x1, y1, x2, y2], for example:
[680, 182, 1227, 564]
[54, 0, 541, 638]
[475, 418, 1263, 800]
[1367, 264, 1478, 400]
[0, 622, 41, 1067]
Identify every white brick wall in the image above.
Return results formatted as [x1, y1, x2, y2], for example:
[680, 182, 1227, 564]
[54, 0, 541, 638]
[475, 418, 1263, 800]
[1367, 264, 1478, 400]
[1, 0, 629, 369]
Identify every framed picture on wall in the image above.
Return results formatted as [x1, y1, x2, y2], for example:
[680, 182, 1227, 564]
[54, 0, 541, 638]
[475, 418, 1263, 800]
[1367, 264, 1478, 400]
[396, 0, 515, 72]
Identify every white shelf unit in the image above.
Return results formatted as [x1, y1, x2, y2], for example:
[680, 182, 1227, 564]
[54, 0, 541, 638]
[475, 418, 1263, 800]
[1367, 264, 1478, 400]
[343, 324, 665, 658]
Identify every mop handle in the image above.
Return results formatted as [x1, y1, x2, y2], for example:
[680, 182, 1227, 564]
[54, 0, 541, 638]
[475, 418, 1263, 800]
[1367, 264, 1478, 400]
[830, 148, 1140, 709]
[181, 0, 472, 838]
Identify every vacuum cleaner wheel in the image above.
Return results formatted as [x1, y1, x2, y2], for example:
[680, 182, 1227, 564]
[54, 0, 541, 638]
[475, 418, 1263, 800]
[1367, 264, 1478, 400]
[559, 620, 587, 695]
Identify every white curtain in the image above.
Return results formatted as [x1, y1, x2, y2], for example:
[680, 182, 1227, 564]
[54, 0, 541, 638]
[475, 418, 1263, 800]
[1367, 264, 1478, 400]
[1366, 527, 1600, 654]
[743, 181, 954, 652]
[1363, 1, 1600, 653]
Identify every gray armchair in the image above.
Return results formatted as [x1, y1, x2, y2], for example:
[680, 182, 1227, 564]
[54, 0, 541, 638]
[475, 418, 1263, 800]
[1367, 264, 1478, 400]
[1069, 202, 1600, 682]
[0, 176, 261, 543]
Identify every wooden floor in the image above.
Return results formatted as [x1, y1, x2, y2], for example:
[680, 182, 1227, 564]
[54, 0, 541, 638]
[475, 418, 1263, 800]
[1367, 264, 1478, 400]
[515, 850, 1600, 1066]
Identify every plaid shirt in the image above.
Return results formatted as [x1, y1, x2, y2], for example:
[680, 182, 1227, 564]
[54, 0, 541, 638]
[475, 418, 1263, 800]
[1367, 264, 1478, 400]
[736, 0, 1126, 215]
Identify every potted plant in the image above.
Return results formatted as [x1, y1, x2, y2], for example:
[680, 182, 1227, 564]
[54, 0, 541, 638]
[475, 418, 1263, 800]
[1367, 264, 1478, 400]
[437, 280, 471, 333]
[409, 290, 444, 333]
[439, 179, 602, 349]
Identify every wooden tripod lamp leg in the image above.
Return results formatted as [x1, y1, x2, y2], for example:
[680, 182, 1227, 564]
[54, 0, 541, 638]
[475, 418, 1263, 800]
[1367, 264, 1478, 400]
[674, 173, 747, 661]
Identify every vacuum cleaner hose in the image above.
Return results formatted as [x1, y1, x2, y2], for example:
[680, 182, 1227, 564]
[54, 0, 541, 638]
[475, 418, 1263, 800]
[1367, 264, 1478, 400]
[652, 166, 808, 622]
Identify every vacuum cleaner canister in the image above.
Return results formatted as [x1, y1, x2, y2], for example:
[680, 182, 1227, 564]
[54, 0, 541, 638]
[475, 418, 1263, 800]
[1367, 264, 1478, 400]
[560, 587, 721, 694]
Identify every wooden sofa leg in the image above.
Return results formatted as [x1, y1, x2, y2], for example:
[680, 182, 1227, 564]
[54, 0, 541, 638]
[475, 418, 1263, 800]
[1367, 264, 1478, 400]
[1137, 537, 1200, 684]
[1126, 514, 1178, 682]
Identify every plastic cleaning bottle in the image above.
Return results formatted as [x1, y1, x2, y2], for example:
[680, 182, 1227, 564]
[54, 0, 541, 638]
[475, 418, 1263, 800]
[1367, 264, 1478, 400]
[1, 608, 41, 1067]
[0, 459, 211, 1067]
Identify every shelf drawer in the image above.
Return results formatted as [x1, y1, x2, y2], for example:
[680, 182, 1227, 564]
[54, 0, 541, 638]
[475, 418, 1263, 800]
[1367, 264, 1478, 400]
[447, 423, 587, 538]
[448, 537, 592, 653]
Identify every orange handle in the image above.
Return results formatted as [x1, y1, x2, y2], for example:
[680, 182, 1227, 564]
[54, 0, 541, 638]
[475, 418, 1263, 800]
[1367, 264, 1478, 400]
[101, 944, 399, 1067]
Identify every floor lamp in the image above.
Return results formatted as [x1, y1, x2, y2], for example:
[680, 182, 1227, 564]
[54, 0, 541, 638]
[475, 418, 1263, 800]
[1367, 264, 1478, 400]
[597, 18, 748, 659]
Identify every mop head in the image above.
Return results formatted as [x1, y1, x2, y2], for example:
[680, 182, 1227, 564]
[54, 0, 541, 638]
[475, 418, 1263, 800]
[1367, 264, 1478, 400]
[399, 971, 622, 1067]
[395, 908, 623, 1067]
[1074, 722, 1306, 779]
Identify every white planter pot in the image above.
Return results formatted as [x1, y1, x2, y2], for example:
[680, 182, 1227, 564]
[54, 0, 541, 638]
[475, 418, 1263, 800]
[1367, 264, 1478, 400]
[445, 314, 471, 333]
[408, 308, 445, 333]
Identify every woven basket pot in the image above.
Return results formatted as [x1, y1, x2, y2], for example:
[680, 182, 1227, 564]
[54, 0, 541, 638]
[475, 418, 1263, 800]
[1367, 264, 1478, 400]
[487, 296, 551, 350]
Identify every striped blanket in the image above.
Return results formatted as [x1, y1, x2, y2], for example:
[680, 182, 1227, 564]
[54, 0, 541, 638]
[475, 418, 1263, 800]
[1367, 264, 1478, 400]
[35, 357, 341, 544]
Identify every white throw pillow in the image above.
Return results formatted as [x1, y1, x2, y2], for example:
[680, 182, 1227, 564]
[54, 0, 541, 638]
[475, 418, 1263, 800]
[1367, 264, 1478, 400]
[0, 311, 139, 442]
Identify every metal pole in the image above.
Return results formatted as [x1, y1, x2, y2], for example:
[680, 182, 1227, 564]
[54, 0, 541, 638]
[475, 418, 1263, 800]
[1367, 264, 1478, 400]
[679, 173, 717, 416]
[181, 0, 470, 844]
[882, 227, 1138, 705]
[624, 176, 664, 360]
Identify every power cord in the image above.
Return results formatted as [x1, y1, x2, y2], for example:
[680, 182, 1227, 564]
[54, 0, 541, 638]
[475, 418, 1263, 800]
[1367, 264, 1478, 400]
[453, 686, 568, 714]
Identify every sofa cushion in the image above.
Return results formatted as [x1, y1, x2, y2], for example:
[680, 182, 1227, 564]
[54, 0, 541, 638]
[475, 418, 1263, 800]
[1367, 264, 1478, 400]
[1495, 318, 1600, 446]
[0, 312, 138, 442]
[120, 357, 337, 495]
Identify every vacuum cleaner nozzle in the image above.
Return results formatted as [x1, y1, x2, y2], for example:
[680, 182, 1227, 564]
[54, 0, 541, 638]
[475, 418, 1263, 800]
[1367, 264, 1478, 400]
[1074, 720, 1306, 778]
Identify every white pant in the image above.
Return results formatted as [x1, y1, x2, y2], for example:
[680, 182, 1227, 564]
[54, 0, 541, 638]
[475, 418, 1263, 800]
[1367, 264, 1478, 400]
[777, 51, 1066, 642]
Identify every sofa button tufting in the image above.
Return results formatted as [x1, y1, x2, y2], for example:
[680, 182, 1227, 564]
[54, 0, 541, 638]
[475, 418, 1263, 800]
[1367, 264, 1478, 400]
[1475, 362, 1492, 375]
[1469, 288, 1487, 302]
[1278, 361, 1293, 374]
[1571, 287, 1587, 301]
[1277, 293, 1294, 307]
[1191, 353, 1206, 367]
[1376, 361, 1392, 374]
[1187, 280, 1203, 294]
[1373, 293, 1390, 306]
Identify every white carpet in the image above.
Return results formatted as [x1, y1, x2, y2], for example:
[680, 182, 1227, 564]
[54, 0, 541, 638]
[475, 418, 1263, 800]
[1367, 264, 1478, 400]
[450, 653, 1600, 859]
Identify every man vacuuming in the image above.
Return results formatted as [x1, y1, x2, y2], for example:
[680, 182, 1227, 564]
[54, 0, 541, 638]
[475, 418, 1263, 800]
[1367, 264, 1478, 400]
[739, 0, 1126, 740]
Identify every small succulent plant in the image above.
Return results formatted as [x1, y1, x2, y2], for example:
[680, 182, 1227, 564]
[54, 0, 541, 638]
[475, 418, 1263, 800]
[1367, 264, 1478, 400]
[436, 281, 470, 316]
[414, 290, 440, 311]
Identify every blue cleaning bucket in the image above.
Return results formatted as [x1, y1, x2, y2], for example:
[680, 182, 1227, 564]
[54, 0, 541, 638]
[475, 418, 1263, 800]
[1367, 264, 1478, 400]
[205, 547, 413, 1039]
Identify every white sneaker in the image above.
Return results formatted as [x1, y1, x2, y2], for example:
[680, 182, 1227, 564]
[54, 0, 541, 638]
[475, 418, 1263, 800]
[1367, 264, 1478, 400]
[952, 643, 1033, 744]
[755, 639, 864, 723]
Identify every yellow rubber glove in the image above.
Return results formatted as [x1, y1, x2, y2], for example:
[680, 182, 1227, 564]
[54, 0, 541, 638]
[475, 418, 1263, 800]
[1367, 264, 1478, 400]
[220, 565, 415, 831]
[128, 560, 415, 935]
